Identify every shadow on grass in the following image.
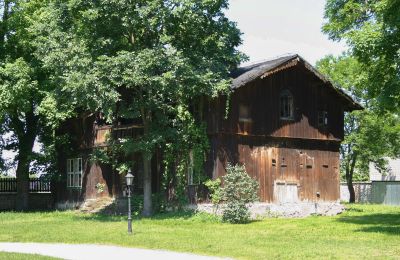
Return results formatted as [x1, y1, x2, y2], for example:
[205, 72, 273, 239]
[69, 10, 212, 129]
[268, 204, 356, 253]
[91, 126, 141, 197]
[337, 213, 400, 235]
[71, 210, 200, 223]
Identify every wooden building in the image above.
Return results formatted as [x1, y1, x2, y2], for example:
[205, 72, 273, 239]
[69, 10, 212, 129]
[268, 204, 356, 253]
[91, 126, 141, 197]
[205, 54, 361, 203]
[54, 54, 361, 206]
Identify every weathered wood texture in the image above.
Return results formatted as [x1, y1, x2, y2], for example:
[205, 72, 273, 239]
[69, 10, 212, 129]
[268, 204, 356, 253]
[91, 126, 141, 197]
[55, 62, 348, 204]
[208, 135, 340, 202]
[206, 64, 344, 141]
[205, 64, 344, 202]
[55, 116, 160, 203]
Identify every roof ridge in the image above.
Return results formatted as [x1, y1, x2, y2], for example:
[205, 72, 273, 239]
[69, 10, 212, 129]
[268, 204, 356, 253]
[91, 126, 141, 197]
[239, 53, 298, 69]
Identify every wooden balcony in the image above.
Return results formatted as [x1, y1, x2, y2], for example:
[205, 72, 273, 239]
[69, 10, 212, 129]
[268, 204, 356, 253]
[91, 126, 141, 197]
[94, 124, 144, 146]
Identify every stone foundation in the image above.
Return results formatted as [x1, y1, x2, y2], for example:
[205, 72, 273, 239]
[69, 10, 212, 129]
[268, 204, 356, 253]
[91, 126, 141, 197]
[186, 201, 344, 218]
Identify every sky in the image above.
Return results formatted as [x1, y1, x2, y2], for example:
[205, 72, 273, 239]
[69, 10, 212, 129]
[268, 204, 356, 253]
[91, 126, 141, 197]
[225, 0, 348, 66]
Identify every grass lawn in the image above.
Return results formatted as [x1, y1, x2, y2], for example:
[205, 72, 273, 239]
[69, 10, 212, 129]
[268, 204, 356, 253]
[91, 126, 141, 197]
[0, 204, 399, 259]
[0, 252, 59, 260]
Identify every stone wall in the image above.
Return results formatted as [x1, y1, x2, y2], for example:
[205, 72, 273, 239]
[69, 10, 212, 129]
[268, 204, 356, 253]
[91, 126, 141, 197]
[340, 182, 372, 203]
[187, 201, 344, 218]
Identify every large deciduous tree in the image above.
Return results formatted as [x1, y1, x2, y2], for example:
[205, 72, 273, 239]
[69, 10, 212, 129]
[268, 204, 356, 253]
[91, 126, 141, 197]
[0, 0, 51, 210]
[316, 54, 400, 203]
[323, 0, 400, 112]
[31, 0, 245, 216]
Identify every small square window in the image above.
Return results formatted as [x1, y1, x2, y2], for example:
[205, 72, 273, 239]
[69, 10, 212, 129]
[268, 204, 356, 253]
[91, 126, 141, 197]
[239, 104, 251, 122]
[318, 111, 328, 126]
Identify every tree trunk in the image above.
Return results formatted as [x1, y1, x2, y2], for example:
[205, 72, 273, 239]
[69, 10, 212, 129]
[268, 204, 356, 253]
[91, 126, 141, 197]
[14, 110, 38, 211]
[346, 177, 355, 203]
[141, 109, 152, 217]
[16, 152, 31, 211]
[345, 153, 358, 204]
[142, 154, 152, 216]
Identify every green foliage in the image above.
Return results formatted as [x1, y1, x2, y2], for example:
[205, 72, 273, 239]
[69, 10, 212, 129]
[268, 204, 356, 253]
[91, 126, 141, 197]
[95, 183, 106, 194]
[316, 54, 400, 183]
[25, 0, 246, 213]
[222, 164, 259, 204]
[222, 201, 250, 224]
[323, 0, 400, 111]
[221, 164, 259, 224]
[0, 1, 61, 204]
[130, 193, 166, 215]
[204, 178, 222, 205]
[204, 164, 259, 223]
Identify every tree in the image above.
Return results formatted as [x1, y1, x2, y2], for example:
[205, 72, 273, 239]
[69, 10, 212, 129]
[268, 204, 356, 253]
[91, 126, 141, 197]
[323, 0, 400, 112]
[316, 54, 400, 202]
[0, 0, 52, 210]
[221, 164, 258, 224]
[30, 0, 245, 216]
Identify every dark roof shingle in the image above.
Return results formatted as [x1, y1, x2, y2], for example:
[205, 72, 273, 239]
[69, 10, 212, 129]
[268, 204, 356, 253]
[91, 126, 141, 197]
[230, 54, 363, 111]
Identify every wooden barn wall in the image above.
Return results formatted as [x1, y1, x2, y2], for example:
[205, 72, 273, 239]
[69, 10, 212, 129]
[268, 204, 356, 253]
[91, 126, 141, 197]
[206, 64, 345, 141]
[207, 135, 340, 202]
[55, 116, 160, 203]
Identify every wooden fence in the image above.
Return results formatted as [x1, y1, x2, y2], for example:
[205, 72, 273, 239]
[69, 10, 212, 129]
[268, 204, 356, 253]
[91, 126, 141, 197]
[0, 178, 51, 193]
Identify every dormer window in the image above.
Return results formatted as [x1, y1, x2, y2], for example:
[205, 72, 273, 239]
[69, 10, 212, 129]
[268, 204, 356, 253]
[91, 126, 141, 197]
[280, 90, 294, 120]
[318, 111, 328, 127]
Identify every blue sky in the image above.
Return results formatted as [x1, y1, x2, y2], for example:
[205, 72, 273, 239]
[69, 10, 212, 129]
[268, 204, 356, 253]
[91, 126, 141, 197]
[226, 0, 347, 65]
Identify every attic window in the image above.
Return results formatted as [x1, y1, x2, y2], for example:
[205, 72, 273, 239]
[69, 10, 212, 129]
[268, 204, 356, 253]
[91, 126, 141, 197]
[239, 104, 251, 122]
[318, 111, 328, 126]
[280, 90, 294, 120]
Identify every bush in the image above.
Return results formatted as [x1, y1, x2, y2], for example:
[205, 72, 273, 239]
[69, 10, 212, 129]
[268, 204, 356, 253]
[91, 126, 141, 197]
[205, 164, 259, 224]
[204, 178, 222, 213]
[222, 201, 250, 224]
[222, 164, 259, 223]
[130, 193, 166, 215]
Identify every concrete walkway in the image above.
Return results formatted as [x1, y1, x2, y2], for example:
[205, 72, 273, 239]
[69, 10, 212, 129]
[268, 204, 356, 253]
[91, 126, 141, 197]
[0, 243, 226, 260]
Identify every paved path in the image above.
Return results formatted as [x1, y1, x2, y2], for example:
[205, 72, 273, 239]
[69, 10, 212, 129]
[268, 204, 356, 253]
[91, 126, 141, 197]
[0, 243, 226, 260]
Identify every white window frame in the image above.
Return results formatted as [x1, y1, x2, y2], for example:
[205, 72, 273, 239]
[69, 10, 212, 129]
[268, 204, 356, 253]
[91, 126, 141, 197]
[67, 158, 83, 188]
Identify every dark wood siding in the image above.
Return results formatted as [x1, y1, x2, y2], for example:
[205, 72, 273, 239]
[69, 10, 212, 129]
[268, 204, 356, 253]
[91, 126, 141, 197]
[205, 63, 345, 203]
[208, 135, 340, 202]
[206, 64, 345, 141]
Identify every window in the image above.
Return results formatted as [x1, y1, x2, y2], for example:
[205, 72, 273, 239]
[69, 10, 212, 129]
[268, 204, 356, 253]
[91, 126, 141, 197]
[239, 104, 251, 122]
[318, 111, 328, 127]
[238, 104, 252, 134]
[67, 158, 83, 188]
[280, 90, 294, 119]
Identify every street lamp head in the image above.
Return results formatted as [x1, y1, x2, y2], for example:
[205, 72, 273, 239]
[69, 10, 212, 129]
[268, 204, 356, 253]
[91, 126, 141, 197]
[125, 170, 134, 187]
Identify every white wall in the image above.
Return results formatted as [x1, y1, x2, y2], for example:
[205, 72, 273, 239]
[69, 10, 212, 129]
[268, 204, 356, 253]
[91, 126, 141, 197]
[369, 158, 400, 181]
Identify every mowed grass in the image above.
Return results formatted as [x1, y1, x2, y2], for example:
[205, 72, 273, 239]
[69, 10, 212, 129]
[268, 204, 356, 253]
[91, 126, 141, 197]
[0, 252, 59, 260]
[0, 204, 399, 259]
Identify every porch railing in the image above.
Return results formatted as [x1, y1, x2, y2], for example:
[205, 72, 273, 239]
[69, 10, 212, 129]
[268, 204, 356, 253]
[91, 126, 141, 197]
[0, 178, 51, 193]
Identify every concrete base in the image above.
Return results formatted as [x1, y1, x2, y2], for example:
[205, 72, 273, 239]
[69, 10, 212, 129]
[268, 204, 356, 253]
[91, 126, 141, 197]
[186, 201, 344, 218]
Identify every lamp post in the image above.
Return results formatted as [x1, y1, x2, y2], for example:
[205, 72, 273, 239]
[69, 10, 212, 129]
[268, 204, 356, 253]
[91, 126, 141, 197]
[125, 170, 134, 234]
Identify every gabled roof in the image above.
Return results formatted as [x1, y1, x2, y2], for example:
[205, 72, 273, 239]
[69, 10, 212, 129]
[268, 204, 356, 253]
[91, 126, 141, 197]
[230, 54, 363, 111]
